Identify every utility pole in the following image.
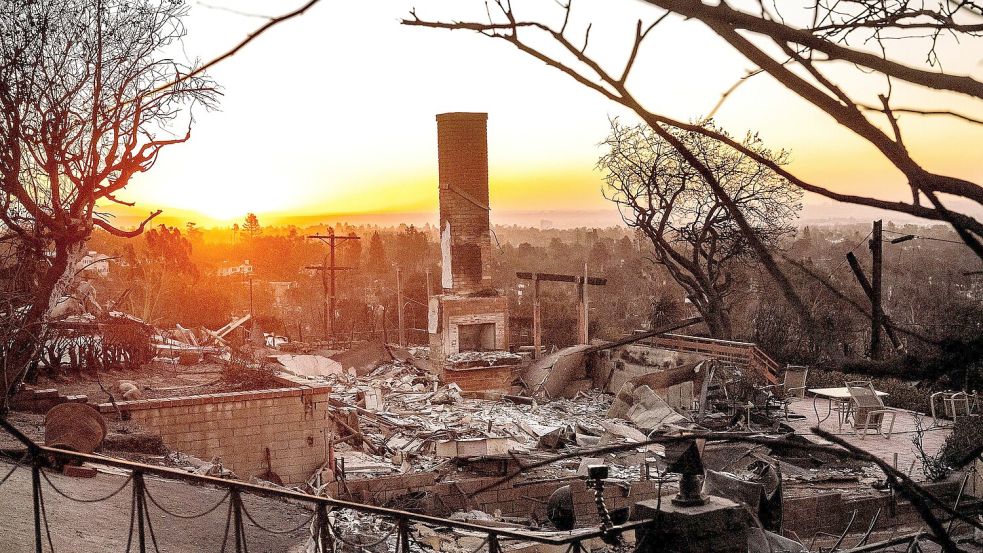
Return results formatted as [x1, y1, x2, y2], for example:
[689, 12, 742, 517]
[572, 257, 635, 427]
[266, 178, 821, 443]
[396, 268, 406, 347]
[870, 220, 884, 359]
[306, 229, 360, 341]
[847, 220, 895, 358]
[248, 274, 254, 319]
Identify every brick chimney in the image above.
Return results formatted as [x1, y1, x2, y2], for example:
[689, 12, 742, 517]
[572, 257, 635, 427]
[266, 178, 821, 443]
[436, 112, 491, 293]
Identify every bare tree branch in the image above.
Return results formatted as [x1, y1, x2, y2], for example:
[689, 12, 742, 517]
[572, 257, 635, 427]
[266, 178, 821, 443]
[143, 0, 324, 100]
[93, 209, 163, 238]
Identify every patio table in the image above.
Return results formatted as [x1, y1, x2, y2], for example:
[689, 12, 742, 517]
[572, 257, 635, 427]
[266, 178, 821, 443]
[809, 387, 889, 431]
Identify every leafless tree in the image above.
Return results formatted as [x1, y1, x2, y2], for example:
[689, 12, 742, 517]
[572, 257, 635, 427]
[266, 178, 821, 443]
[0, 0, 219, 409]
[403, 0, 983, 330]
[601, 119, 801, 338]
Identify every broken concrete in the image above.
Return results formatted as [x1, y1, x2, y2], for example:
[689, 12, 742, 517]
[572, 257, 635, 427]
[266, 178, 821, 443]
[274, 354, 346, 378]
[608, 382, 687, 432]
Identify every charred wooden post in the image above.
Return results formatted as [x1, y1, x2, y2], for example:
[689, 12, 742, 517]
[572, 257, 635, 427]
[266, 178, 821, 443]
[396, 268, 405, 347]
[516, 272, 607, 351]
[532, 276, 542, 359]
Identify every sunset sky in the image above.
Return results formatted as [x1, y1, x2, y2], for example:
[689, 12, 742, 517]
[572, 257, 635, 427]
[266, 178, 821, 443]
[109, 1, 983, 227]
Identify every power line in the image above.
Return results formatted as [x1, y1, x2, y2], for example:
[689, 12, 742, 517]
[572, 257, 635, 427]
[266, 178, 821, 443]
[821, 230, 873, 281]
[883, 229, 968, 246]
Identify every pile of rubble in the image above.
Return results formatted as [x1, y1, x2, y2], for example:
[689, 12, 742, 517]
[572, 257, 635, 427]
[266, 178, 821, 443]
[298, 354, 627, 479]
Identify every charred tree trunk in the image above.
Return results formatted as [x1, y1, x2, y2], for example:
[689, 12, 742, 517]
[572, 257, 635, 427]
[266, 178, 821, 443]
[689, 294, 733, 340]
[2, 238, 85, 412]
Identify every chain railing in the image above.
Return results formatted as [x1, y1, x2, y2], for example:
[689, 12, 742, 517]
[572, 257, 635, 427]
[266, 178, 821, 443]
[0, 417, 646, 553]
[3, 416, 978, 552]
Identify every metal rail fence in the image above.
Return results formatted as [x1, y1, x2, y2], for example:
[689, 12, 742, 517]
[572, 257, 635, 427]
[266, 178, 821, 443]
[0, 417, 642, 553]
[1, 417, 975, 552]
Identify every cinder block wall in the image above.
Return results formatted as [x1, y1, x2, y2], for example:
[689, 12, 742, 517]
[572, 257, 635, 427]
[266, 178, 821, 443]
[782, 480, 960, 537]
[331, 475, 961, 536]
[329, 474, 670, 526]
[98, 376, 332, 484]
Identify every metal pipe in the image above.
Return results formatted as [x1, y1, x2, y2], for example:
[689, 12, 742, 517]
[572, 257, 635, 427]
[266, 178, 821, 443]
[32, 461, 42, 553]
[838, 532, 924, 553]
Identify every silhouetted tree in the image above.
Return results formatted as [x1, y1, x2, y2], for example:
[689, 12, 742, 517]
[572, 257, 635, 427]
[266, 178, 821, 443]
[0, 0, 217, 406]
[185, 222, 204, 245]
[365, 232, 388, 273]
[125, 225, 198, 323]
[600, 120, 801, 338]
[339, 233, 362, 269]
[243, 213, 263, 239]
[393, 225, 429, 270]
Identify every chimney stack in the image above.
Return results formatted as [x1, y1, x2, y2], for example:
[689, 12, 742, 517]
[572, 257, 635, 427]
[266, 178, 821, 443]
[436, 112, 491, 293]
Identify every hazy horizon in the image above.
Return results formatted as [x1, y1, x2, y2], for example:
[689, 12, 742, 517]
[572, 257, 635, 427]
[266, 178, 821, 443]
[101, 196, 983, 232]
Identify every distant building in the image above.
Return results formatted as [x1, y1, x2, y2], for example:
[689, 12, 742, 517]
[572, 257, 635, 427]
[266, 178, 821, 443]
[217, 260, 253, 277]
[77, 251, 111, 278]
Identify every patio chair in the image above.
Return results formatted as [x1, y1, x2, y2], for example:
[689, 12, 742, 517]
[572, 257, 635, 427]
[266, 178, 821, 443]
[846, 381, 898, 440]
[763, 366, 809, 419]
[930, 391, 980, 424]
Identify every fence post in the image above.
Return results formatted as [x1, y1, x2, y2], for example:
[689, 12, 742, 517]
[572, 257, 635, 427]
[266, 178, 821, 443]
[397, 515, 411, 553]
[134, 471, 147, 553]
[231, 489, 245, 553]
[31, 460, 42, 553]
[314, 503, 333, 553]
[488, 533, 501, 553]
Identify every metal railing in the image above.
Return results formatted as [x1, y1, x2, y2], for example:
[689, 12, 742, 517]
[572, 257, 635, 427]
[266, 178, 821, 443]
[0, 417, 643, 553]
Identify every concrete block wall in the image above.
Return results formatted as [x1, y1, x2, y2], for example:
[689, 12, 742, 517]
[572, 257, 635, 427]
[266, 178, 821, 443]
[98, 375, 332, 484]
[328, 474, 671, 527]
[330, 473, 960, 537]
[782, 479, 959, 538]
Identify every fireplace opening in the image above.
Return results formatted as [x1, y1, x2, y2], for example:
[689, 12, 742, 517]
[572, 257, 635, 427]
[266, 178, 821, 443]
[458, 323, 496, 352]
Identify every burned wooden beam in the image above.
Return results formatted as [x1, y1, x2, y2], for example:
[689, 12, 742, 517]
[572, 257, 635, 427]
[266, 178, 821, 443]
[516, 272, 607, 286]
[516, 270, 608, 352]
[585, 316, 704, 353]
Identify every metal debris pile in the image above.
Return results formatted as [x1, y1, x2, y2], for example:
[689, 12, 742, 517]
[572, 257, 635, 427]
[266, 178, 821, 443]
[302, 356, 632, 481]
[445, 350, 522, 366]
